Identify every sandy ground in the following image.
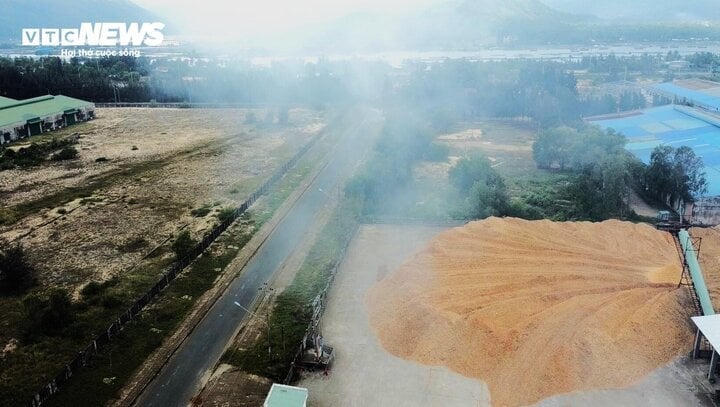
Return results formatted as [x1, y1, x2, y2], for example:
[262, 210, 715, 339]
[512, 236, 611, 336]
[299, 224, 491, 406]
[0, 108, 324, 288]
[367, 218, 695, 407]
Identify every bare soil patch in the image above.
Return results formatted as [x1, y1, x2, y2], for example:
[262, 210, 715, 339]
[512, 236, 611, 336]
[0, 108, 324, 289]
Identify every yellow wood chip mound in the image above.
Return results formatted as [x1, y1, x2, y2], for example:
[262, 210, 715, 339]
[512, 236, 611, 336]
[366, 217, 693, 407]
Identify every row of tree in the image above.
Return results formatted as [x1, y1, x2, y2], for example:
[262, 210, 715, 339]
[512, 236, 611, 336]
[345, 108, 448, 215]
[532, 125, 708, 220]
[0, 55, 665, 123]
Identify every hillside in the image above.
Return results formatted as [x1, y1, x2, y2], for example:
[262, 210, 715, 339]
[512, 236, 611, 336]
[542, 0, 720, 22]
[0, 0, 160, 42]
[294, 0, 587, 51]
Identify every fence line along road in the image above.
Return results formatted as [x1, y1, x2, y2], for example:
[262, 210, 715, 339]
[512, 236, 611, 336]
[28, 128, 321, 407]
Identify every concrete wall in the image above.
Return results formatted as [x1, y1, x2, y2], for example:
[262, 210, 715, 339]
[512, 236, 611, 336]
[691, 197, 720, 226]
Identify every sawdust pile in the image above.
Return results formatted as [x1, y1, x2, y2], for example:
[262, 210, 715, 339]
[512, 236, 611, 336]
[367, 217, 692, 407]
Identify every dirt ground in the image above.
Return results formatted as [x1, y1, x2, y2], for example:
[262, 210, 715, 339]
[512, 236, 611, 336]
[437, 121, 536, 175]
[0, 108, 324, 289]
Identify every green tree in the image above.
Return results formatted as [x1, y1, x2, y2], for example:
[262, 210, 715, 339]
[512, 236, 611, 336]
[450, 155, 509, 218]
[565, 155, 628, 221]
[467, 180, 509, 219]
[172, 230, 197, 261]
[645, 145, 707, 204]
[0, 243, 36, 293]
[669, 146, 707, 202]
[532, 127, 577, 170]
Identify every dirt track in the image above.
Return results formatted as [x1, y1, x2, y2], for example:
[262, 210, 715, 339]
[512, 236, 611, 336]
[367, 217, 693, 407]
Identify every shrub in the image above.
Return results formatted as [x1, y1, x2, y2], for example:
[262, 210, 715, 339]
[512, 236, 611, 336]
[100, 293, 123, 308]
[172, 230, 197, 261]
[191, 206, 211, 217]
[217, 207, 236, 223]
[119, 236, 148, 253]
[0, 243, 36, 293]
[80, 281, 104, 298]
[22, 288, 74, 338]
[52, 146, 78, 161]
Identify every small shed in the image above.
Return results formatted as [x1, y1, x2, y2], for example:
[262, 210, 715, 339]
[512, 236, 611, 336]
[263, 384, 308, 407]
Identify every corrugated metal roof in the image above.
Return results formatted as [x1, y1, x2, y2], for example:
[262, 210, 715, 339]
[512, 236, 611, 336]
[0, 96, 17, 107]
[590, 104, 720, 197]
[0, 95, 94, 128]
[653, 80, 720, 111]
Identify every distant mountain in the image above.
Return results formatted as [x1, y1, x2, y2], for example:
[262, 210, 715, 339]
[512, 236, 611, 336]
[0, 0, 162, 42]
[286, 0, 590, 52]
[541, 0, 720, 22]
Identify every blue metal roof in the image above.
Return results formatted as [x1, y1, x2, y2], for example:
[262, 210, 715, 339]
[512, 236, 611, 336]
[591, 105, 720, 197]
[653, 82, 720, 111]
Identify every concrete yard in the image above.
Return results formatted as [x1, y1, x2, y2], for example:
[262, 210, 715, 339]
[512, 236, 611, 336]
[300, 224, 719, 407]
[299, 224, 490, 406]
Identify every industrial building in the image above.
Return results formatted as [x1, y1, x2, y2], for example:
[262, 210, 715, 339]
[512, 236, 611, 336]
[0, 96, 17, 107]
[590, 79, 720, 226]
[0, 95, 95, 145]
[651, 79, 720, 113]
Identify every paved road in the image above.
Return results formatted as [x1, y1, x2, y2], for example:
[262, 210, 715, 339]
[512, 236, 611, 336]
[134, 111, 378, 407]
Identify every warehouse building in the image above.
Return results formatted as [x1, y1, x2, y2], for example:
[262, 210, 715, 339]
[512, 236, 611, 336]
[590, 91, 720, 225]
[0, 96, 17, 107]
[0, 95, 95, 145]
[651, 79, 720, 113]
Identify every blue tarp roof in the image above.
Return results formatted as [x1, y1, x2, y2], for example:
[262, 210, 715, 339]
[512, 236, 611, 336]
[591, 105, 720, 197]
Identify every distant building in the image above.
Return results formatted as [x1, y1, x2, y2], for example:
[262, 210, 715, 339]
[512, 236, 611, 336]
[651, 79, 720, 112]
[589, 100, 720, 226]
[0, 95, 95, 145]
[263, 384, 308, 407]
[667, 60, 690, 71]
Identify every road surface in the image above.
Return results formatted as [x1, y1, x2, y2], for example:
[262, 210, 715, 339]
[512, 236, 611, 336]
[134, 110, 378, 406]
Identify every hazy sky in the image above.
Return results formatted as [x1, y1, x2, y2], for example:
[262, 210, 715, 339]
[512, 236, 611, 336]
[133, 0, 443, 39]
